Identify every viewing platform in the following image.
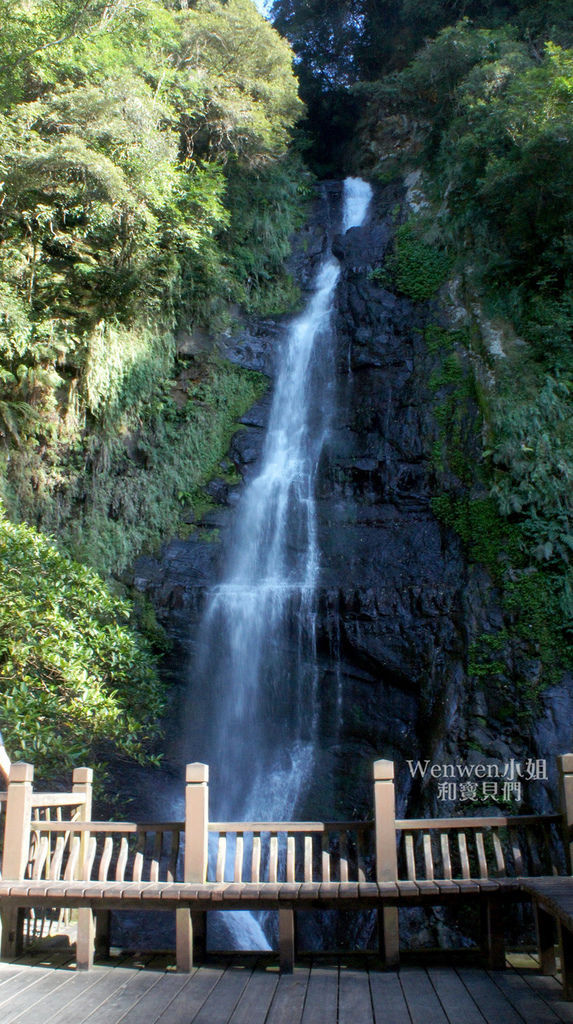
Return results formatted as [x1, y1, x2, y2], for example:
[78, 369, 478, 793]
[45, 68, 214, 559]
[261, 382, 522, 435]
[1, 951, 573, 1024]
[0, 753, 572, 1017]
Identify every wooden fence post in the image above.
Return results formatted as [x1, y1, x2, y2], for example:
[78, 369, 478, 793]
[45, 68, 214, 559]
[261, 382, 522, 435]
[558, 754, 573, 874]
[177, 762, 209, 972]
[556, 752, 573, 994]
[373, 759, 399, 967]
[1, 763, 34, 958]
[72, 767, 97, 969]
[72, 767, 93, 822]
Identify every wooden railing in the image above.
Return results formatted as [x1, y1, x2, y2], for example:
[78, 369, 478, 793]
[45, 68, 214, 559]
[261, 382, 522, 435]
[396, 814, 565, 882]
[207, 821, 375, 884]
[0, 753, 571, 969]
[10, 780, 90, 947]
[21, 812, 566, 888]
[26, 821, 184, 884]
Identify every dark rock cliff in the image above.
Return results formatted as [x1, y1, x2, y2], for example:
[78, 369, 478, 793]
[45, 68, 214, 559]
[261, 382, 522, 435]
[132, 181, 571, 827]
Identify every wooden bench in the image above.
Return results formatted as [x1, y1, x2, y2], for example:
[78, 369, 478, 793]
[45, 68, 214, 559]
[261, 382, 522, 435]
[520, 877, 573, 999]
[0, 875, 526, 972]
[0, 755, 572, 984]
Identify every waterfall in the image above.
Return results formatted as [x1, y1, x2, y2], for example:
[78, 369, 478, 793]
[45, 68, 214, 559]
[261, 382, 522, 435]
[182, 178, 373, 948]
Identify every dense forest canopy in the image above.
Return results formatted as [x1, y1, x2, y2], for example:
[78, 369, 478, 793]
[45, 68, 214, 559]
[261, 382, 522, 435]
[0, 0, 305, 780]
[271, 0, 573, 170]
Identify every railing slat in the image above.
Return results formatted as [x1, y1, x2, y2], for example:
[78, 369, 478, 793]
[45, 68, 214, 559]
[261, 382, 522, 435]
[423, 833, 434, 881]
[150, 831, 162, 883]
[133, 834, 145, 883]
[32, 836, 49, 880]
[357, 827, 367, 883]
[492, 830, 506, 875]
[167, 829, 181, 884]
[252, 835, 261, 884]
[287, 836, 295, 883]
[440, 833, 452, 880]
[116, 836, 128, 882]
[99, 836, 113, 882]
[216, 835, 227, 883]
[64, 836, 81, 882]
[321, 833, 331, 883]
[340, 832, 349, 883]
[83, 836, 97, 881]
[526, 827, 542, 876]
[457, 832, 470, 880]
[269, 834, 278, 884]
[234, 835, 244, 883]
[510, 829, 524, 875]
[304, 835, 313, 883]
[475, 832, 488, 880]
[405, 834, 416, 881]
[50, 836, 67, 882]
[541, 824, 561, 876]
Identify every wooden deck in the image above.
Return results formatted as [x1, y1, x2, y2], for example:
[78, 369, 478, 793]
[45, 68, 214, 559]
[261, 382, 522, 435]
[2, 951, 573, 1024]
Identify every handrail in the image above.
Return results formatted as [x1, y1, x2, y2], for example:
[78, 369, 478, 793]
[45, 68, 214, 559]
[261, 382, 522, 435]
[28, 820, 184, 833]
[395, 814, 563, 830]
[31, 794, 87, 808]
[209, 820, 373, 832]
[25, 813, 562, 834]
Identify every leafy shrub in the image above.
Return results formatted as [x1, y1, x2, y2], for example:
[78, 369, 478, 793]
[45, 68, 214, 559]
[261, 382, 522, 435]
[0, 507, 165, 780]
[391, 222, 452, 300]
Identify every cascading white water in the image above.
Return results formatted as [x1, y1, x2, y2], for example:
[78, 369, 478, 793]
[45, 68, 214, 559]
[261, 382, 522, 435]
[182, 178, 373, 948]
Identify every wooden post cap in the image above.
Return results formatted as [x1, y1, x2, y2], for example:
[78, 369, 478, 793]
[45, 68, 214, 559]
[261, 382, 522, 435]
[72, 767, 93, 784]
[373, 759, 394, 781]
[9, 763, 34, 783]
[186, 763, 209, 784]
[558, 754, 573, 773]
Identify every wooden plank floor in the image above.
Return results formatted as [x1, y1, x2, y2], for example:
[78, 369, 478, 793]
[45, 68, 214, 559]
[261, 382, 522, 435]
[1, 951, 572, 1024]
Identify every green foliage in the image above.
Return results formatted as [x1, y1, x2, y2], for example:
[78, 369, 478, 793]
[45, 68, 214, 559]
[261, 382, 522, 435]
[0, 505, 164, 779]
[431, 494, 517, 577]
[424, 325, 457, 354]
[428, 323, 572, 692]
[2, 357, 267, 576]
[388, 221, 452, 301]
[360, 21, 573, 367]
[178, 0, 303, 165]
[355, 9, 573, 705]
[222, 155, 308, 314]
[0, 0, 303, 781]
[272, 0, 572, 173]
[0, 0, 304, 447]
[488, 374, 573, 569]
[0, 0, 304, 555]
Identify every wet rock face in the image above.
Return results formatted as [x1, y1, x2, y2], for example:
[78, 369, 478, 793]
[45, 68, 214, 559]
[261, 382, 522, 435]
[132, 180, 569, 823]
[308, 185, 469, 814]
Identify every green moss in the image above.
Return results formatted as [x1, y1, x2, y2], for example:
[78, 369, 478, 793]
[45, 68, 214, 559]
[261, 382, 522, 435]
[368, 266, 393, 288]
[424, 325, 459, 354]
[3, 357, 267, 576]
[432, 495, 518, 578]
